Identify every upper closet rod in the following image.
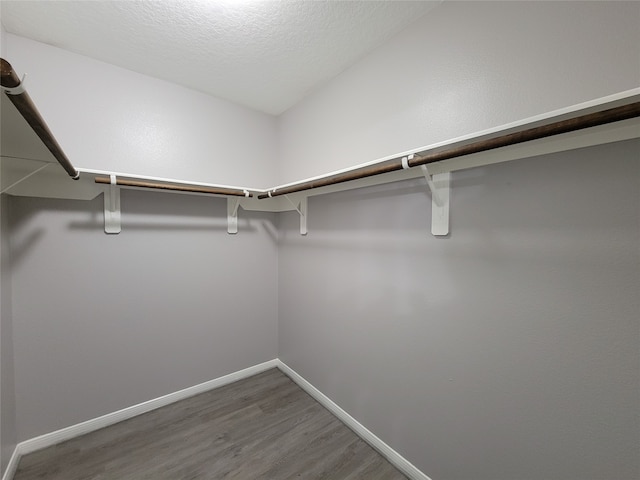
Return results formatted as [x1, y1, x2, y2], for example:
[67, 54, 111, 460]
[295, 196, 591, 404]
[258, 102, 640, 199]
[94, 176, 252, 197]
[0, 58, 80, 179]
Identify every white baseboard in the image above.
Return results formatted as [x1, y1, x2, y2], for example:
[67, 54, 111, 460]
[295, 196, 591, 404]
[276, 360, 432, 480]
[1, 447, 20, 480]
[3, 358, 431, 480]
[2, 359, 279, 480]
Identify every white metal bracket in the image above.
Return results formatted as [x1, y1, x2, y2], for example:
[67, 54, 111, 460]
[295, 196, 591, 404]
[284, 195, 308, 235]
[227, 198, 241, 234]
[103, 174, 121, 234]
[421, 166, 450, 236]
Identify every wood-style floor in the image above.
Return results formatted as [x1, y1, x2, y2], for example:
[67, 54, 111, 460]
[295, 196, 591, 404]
[14, 368, 407, 479]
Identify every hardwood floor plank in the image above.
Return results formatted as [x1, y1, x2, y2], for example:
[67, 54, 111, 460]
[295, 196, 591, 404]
[14, 369, 408, 479]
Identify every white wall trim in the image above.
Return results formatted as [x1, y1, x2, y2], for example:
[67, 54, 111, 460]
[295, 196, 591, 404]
[2, 359, 278, 480]
[1, 447, 20, 480]
[3, 359, 431, 480]
[275, 360, 432, 480]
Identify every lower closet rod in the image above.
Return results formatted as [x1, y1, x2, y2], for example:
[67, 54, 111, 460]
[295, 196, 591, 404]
[0, 58, 80, 179]
[94, 176, 252, 197]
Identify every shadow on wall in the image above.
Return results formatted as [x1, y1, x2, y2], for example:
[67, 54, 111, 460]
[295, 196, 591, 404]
[3, 227, 43, 272]
[278, 140, 640, 270]
[8, 188, 279, 268]
[276, 169, 495, 256]
[276, 140, 640, 480]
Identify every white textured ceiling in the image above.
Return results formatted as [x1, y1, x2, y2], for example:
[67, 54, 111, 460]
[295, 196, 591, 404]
[0, 0, 440, 115]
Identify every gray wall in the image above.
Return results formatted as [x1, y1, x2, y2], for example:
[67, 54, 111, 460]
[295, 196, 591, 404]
[1, 194, 17, 475]
[3, 24, 280, 445]
[277, 2, 640, 478]
[2, 14, 19, 476]
[278, 0, 640, 182]
[4, 33, 278, 187]
[9, 190, 278, 441]
[278, 140, 640, 480]
[2, 2, 639, 480]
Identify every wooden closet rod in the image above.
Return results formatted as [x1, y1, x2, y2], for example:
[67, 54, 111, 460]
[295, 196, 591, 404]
[94, 176, 252, 197]
[258, 102, 640, 199]
[1, 58, 80, 179]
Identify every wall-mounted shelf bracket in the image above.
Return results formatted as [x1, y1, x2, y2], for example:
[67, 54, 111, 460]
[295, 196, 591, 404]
[284, 195, 308, 235]
[421, 166, 450, 236]
[103, 174, 121, 234]
[227, 198, 241, 234]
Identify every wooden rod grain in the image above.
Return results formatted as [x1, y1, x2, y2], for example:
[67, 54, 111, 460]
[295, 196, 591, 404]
[258, 102, 640, 199]
[94, 176, 251, 197]
[1, 58, 80, 179]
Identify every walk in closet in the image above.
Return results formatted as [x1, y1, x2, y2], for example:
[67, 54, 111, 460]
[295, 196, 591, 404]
[1, 2, 638, 479]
